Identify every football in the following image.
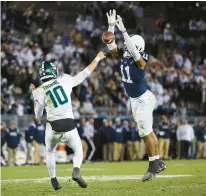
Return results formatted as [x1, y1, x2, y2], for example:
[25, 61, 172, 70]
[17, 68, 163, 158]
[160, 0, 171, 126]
[101, 31, 115, 44]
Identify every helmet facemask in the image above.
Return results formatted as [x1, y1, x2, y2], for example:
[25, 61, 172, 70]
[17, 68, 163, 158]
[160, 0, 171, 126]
[123, 43, 132, 58]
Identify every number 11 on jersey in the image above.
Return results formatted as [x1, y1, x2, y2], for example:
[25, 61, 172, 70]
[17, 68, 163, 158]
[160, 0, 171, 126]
[120, 65, 133, 83]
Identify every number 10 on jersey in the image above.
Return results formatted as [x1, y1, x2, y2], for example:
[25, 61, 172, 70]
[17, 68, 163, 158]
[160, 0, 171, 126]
[46, 86, 68, 108]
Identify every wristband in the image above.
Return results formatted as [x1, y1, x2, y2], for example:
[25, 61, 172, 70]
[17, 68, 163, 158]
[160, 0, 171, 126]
[94, 56, 101, 62]
[108, 25, 115, 33]
[107, 41, 117, 51]
[121, 29, 127, 34]
[122, 31, 128, 36]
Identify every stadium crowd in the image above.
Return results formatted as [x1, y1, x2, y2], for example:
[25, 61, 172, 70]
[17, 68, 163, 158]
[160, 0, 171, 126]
[1, 2, 206, 165]
[1, 2, 206, 118]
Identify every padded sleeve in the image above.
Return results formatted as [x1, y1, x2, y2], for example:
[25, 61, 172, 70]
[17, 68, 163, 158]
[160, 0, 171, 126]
[32, 89, 45, 118]
[69, 68, 92, 87]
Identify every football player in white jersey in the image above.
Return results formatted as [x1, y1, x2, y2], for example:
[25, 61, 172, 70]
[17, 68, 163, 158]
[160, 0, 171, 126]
[31, 51, 105, 190]
[104, 10, 166, 182]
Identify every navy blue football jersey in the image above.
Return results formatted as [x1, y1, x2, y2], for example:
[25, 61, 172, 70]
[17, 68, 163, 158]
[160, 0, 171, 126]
[119, 52, 149, 98]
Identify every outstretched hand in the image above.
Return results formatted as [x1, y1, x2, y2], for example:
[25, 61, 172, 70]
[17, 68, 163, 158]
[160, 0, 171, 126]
[97, 51, 106, 60]
[116, 15, 126, 33]
[106, 9, 117, 26]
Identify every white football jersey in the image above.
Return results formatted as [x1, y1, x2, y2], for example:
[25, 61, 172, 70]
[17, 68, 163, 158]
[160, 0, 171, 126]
[32, 69, 91, 121]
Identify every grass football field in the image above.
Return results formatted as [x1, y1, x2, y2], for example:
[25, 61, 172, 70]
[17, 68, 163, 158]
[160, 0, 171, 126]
[1, 160, 206, 196]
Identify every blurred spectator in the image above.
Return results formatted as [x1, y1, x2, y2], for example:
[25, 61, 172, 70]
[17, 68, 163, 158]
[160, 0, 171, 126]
[72, 96, 81, 119]
[1, 122, 7, 166]
[6, 122, 20, 166]
[121, 120, 130, 161]
[197, 18, 206, 32]
[100, 119, 111, 161]
[85, 87, 94, 101]
[183, 55, 192, 74]
[133, 2, 144, 19]
[163, 23, 173, 47]
[177, 120, 195, 159]
[75, 15, 84, 32]
[169, 122, 179, 159]
[64, 42, 76, 59]
[113, 118, 125, 161]
[8, 99, 25, 116]
[32, 118, 45, 165]
[158, 115, 172, 160]
[107, 119, 115, 161]
[195, 121, 206, 159]
[70, 28, 82, 45]
[178, 101, 187, 121]
[148, 78, 164, 96]
[25, 119, 35, 164]
[83, 16, 94, 36]
[125, 121, 133, 161]
[53, 36, 64, 59]
[79, 117, 88, 161]
[81, 98, 96, 115]
[84, 118, 96, 162]
[130, 121, 144, 160]
[173, 49, 183, 68]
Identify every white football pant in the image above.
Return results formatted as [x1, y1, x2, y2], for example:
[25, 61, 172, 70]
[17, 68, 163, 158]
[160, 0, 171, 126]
[45, 123, 83, 178]
[130, 90, 156, 138]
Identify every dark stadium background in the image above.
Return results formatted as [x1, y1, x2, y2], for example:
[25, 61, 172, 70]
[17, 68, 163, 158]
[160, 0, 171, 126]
[1, 1, 206, 165]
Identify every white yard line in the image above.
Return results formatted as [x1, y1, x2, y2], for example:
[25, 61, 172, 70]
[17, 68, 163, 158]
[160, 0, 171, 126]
[170, 163, 206, 167]
[1, 175, 192, 183]
[16, 168, 107, 173]
[170, 164, 185, 166]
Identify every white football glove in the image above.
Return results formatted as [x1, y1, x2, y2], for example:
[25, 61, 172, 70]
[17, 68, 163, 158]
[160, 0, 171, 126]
[116, 15, 126, 33]
[106, 9, 117, 33]
[106, 9, 116, 26]
[116, 15, 141, 61]
[105, 9, 118, 50]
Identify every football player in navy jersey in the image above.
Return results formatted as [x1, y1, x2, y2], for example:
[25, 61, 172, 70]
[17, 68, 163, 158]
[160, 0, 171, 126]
[104, 10, 166, 182]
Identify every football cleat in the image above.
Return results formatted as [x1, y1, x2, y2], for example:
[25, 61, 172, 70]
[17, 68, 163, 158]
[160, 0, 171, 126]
[142, 161, 159, 182]
[51, 177, 62, 191]
[156, 159, 167, 174]
[72, 167, 88, 188]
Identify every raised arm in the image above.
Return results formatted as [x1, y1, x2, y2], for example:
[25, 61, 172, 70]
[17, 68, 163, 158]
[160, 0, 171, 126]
[71, 51, 105, 87]
[116, 15, 146, 69]
[105, 10, 120, 60]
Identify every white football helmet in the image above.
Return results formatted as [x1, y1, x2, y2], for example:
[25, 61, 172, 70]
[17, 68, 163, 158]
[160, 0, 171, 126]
[123, 35, 145, 58]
